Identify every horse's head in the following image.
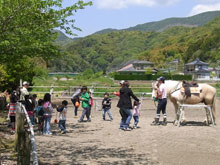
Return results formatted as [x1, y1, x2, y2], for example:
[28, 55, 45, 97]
[152, 81, 159, 100]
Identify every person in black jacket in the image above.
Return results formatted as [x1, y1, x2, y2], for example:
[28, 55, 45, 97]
[102, 93, 113, 121]
[117, 81, 139, 131]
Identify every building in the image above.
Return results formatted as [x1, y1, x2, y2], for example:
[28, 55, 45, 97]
[184, 58, 210, 80]
[211, 67, 220, 80]
[117, 60, 156, 75]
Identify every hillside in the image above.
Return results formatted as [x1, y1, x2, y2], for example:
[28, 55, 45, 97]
[95, 11, 220, 34]
[49, 14, 220, 73]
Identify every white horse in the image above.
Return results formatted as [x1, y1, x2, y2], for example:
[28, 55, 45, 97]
[152, 80, 217, 125]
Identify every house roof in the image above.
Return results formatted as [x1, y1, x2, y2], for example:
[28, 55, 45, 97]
[118, 64, 136, 72]
[185, 58, 208, 66]
[118, 64, 157, 73]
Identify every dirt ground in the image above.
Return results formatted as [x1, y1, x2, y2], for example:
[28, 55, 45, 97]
[34, 98, 220, 165]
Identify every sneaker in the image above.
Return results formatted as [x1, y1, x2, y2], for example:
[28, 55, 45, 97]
[133, 126, 137, 129]
[78, 120, 83, 122]
[162, 118, 167, 126]
[123, 127, 132, 131]
[151, 118, 160, 126]
[62, 131, 66, 134]
[87, 119, 91, 122]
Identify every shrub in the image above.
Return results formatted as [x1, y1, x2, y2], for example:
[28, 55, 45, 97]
[114, 74, 192, 81]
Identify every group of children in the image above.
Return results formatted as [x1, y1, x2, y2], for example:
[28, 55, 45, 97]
[7, 83, 142, 134]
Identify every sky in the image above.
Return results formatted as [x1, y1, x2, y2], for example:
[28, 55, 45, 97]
[62, 0, 220, 38]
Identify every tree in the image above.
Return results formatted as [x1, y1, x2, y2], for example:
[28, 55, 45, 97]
[0, 0, 92, 89]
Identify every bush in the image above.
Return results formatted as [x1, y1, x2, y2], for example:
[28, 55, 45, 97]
[114, 74, 192, 81]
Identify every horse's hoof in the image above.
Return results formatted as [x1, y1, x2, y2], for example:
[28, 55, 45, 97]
[173, 120, 178, 126]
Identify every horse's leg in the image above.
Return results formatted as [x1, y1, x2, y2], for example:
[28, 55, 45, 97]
[204, 107, 211, 125]
[171, 99, 179, 125]
[211, 96, 217, 125]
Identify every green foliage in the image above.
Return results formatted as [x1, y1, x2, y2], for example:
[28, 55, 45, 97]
[96, 11, 220, 33]
[0, 0, 92, 90]
[114, 74, 192, 81]
[50, 14, 220, 73]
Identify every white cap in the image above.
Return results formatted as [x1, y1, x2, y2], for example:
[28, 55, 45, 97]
[120, 80, 125, 85]
[23, 81, 29, 86]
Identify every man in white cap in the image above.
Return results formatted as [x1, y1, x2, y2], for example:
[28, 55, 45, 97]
[20, 81, 29, 100]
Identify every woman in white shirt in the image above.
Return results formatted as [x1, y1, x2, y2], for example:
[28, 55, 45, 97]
[151, 77, 167, 126]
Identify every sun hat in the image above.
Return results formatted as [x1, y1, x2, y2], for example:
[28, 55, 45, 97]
[120, 80, 125, 85]
[23, 81, 29, 86]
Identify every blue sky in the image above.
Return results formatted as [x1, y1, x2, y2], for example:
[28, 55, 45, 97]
[62, 0, 220, 37]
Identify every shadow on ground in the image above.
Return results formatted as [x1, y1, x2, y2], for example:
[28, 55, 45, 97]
[38, 142, 157, 165]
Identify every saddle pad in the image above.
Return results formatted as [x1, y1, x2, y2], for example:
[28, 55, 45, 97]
[190, 87, 201, 94]
[180, 87, 201, 94]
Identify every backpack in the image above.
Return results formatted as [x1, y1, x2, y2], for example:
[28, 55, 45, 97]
[38, 107, 44, 116]
[57, 107, 64, 112]
[89, 97, 94, 107]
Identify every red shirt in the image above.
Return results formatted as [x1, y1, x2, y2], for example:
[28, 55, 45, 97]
[9, 103, 16, 116]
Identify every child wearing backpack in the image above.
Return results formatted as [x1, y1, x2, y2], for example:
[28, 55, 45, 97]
[35, 99, 44, 134]
[57, 100, 68, 134]
[43, 93, 53, 135]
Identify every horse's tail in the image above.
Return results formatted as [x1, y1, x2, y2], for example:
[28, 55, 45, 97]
[211, 92, 217, 124]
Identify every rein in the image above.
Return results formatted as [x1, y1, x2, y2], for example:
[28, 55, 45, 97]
[170, 82, 181, 95]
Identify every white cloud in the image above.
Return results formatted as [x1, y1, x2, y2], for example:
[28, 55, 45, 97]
[189, 3, 220, 16]
[95, 0, 179, 9]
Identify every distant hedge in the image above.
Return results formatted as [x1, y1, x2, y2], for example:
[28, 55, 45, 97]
[114, 74, 192, 81]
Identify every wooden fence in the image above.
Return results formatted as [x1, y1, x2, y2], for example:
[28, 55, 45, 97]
[15, 102, 38, 165]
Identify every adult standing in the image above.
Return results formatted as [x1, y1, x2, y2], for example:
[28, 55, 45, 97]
[20, 81, 29, 100]
[151, 77, 167, 126]
[117, 81, 139, 131]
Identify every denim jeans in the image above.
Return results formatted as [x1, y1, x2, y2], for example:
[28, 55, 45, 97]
[43, 117, 51, 134]
[133, 116, 139, 127]
[119, 109, 127, 129]
[120, 108, 132, 129]
[102, 108, 113, 120]
[74, 107, 78, 116]
[156, 98, 167, 118]
[59, 120, 66, 131]
[80, 107, 90, 121]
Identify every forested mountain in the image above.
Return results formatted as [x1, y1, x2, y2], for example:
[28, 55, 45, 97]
[49, 12, 220, 73]
[95, 11, 220, 34]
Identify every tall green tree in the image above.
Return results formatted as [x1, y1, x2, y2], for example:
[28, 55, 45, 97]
[0, 0, 92, 89]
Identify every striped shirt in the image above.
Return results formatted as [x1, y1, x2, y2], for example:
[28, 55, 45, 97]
[9, 103, 16, 116]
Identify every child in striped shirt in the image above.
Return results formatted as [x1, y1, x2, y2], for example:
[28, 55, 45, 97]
[8, 92, 17, 133]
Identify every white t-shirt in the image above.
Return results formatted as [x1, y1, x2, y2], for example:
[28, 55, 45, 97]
[59, 107, 67, 120]
[159, 83, 167, 99]
[20, 87, 29, 100]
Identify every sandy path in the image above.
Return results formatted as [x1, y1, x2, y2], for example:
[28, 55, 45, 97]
[36, 99, 220, 165]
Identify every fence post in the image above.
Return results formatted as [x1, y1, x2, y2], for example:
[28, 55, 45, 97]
[15, 103, 31, 165]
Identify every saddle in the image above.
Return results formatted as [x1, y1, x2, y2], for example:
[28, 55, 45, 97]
[181, 81, 200, 97]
